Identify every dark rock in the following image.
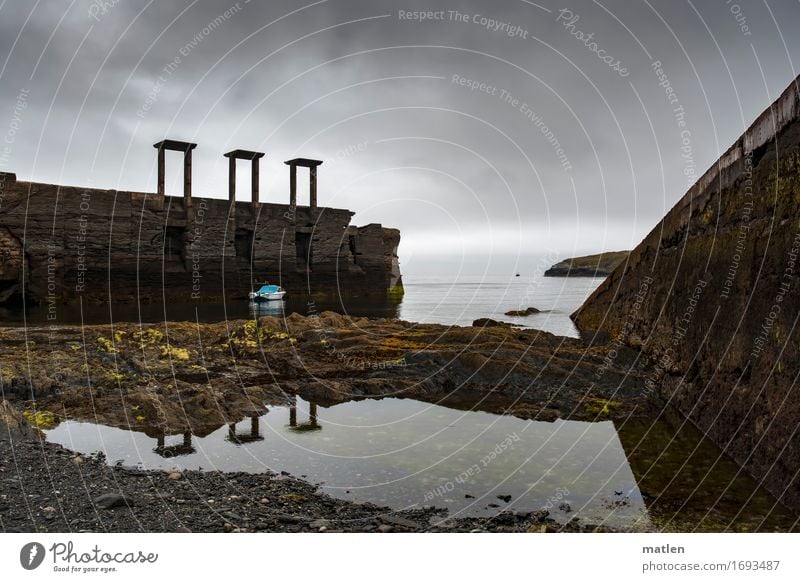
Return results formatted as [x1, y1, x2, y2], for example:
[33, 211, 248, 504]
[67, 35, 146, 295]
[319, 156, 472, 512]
[504, 307, 540, 317]
[471, 318, 513, 328]
[93, 493, 134, 510]
[497, 494, 512, 503]
[379, 515, 424, 530]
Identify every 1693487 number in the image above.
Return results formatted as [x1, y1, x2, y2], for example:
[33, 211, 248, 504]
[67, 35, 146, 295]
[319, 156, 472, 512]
[734, 560, 780, 571]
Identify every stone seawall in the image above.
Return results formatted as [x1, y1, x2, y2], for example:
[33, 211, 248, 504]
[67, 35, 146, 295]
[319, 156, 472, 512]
[0, 177, 402, 304]
[573, 75, 800, 510]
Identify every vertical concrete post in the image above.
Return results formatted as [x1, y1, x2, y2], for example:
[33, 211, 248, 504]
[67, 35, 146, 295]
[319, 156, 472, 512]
[183, 149, 192, 207]
[309, 165, 318, 209]
[251, 156, 260, 208]
[284, 158, 322, 208]
[157, 148, 165, 197]
[289, 163, 297, 207]
[228, 156, 236, 203]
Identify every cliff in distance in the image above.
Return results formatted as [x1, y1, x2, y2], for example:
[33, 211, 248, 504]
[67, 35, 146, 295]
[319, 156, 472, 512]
[544, 251, 630, 277]
[573, 74, 800, 510]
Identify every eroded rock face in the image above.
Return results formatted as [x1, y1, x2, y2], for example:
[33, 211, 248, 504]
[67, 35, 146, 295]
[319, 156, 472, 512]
[0, 312, 648, 438]
[573, 75, 800, 510]
[0, 399, 36, 441]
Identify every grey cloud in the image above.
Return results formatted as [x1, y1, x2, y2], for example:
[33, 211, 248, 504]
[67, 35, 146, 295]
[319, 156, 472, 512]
[1, 0, 799, 272]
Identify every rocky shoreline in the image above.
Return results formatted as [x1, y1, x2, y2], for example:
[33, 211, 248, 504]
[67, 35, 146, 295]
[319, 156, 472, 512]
[0, 312, 650, 435]
[0, 312, 652, 533]
[0, 422, 612, 533]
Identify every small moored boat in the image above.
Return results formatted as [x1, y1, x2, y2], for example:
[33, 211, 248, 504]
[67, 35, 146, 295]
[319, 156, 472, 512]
[248, 284, 286, 302]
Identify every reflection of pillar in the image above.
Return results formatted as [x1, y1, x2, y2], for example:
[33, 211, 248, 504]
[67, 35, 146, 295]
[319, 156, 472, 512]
[157, 148, 165, 197]
[157, 434, 165, 448]
[228, 423, 237, 438]
[250, 415, 259, 438]
[289, 164, 297, 207]
[183, 431, 192, 447]
[309, 402, 318, 427]
[289, 405, 297, 427]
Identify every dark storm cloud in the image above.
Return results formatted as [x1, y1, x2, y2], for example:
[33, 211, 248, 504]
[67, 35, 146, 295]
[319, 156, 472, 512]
[1, 0, 798, 273]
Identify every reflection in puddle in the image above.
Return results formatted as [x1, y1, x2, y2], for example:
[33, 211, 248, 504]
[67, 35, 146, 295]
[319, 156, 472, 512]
[45, 397, 797, 531]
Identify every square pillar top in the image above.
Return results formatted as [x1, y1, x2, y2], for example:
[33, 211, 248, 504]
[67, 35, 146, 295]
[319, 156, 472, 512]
[153, 140, 197, 152]
[224, 149, 265, 160]
[284, 158, 323, 168]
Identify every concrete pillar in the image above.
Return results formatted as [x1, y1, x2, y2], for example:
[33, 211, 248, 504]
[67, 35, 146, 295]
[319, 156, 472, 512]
[289, 164, 297, 207]
[309, 165, 317, 209]
[228, 155, 236, 203]
[157, 148, 165, 197]
[251, 156, 260, 208]
[183, 149, 192, 207]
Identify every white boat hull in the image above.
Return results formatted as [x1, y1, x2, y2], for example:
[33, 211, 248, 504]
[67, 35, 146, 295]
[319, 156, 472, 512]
[249, 290, 286, 302]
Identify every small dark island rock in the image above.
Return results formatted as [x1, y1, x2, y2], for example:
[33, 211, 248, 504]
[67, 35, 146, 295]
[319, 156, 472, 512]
[544, 251, 630, 277]
[504, 307, 541, 317]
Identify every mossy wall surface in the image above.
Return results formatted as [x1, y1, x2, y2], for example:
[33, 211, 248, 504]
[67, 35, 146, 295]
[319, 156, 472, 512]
[574, 76, 800, 510]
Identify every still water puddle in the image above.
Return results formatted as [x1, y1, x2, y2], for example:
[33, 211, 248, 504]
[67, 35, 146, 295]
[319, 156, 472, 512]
[45, 397, 797, 531]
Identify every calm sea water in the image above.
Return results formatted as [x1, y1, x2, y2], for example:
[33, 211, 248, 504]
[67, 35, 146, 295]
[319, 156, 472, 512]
[0, 274, 603, 338]
[45, 396, 797, 531]
[27, 272, 798, 530]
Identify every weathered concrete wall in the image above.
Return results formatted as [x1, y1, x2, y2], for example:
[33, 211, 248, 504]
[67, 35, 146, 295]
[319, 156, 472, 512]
[573, 75, 800, 510]
[0, 176, 403, 304]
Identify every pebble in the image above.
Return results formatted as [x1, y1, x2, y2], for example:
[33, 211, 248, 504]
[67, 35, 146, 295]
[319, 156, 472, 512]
[93, 493, 134, 510]
[168, 472, 182, 481]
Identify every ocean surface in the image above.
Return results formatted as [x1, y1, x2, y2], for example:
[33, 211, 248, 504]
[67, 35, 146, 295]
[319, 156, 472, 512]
[0, 273, 605, 338]
[46, 396, 796, 530]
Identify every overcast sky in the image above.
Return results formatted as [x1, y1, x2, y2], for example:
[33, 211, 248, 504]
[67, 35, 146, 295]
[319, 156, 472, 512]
[1, 0, 798, 274]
